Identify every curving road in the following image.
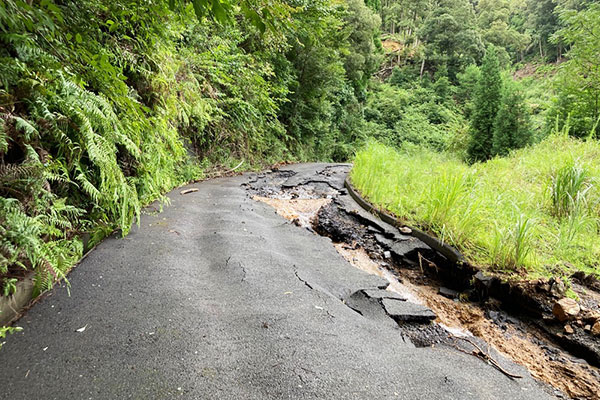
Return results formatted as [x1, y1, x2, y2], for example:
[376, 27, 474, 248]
[0, 164, 555, 399]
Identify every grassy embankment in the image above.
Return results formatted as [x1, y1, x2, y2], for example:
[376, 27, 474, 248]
[350, 134, 600, 280]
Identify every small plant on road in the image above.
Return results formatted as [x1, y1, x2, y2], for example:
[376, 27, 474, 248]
[0, 325, 22, 350]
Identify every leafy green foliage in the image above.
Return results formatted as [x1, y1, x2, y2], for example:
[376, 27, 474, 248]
[492, 81, 532, 156]
[551, 3, 600, 138]
[0, 0, 386, 297]
[526, 0, 561, 60]
[550, 162, 592, 219]
[419, 0, 484, 80]
[477, 0, 530, 64]
[363, 80, 461, 151]
[491, 214, 534, 270]
[0, 325, 22, 349]
[351, 134, 600, 278]
[468, 46, 502, 162]
[278, 0, 381, 161]
[455, 64, 480, 116]
[2, 278, 17, 297]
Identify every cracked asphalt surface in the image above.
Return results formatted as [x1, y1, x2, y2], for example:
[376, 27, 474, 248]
[0, 163, 555, 399]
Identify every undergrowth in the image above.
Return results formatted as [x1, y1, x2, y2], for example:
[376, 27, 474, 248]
[350, 131, 600, 279]
[0, 0, 382, 297]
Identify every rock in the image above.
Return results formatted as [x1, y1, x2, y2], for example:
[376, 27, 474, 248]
[488, 310, 500, 321]
[592, 321, 600, 336]
[564, 324, 574, 335]
[540, 283, 551, 292]
[552, 298, 580, 322]
[381, 298, 436, 323]
[383, 251, 391, 259]
[399, 226, 412, 234]
[550, 278, 567, 298]
[474, 271, 493, 288]
[438, 287, 459, 299]
[581, 310, 600, 323]
[584, 324, 591, 332]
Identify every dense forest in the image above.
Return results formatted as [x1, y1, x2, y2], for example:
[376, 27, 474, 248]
[1, 0, 599, 295]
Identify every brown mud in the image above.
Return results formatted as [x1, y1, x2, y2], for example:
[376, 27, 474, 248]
[249, 167, 600, 400]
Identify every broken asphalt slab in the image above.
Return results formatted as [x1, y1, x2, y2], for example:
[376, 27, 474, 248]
[382, 298, 437, 323]
[0, 163, 556, 399]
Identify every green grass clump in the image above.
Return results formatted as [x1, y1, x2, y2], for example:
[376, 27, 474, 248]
[350, 135, 600, 279]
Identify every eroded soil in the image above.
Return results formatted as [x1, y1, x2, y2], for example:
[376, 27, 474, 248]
[247, 165, 600, 400]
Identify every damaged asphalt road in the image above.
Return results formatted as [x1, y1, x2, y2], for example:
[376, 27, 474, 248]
[0, 163, 556, 399]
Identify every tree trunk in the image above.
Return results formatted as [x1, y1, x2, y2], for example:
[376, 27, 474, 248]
[558, 43, 562, 60]
[420, 59, 425, 79]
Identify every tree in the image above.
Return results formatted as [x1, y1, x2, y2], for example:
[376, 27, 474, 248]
[178, 0, 290, 33]
[419, 0, 484, 80]
[526, 0, 561, 60]
[551, 3, 600, 138]
[492, 81, 532, 156]
[364, 0, 381, 12]
[468, 46, 502, 162]
[476, 0, 531, 63]
[455, 64, 480, 117]
[343, 0, 382, 100]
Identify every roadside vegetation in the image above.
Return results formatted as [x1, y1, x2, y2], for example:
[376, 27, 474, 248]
[1, 0, 600, 332]
[0, 0, 380, 298]
[351, 0, 600, 280]
[351, 132, 600, 279]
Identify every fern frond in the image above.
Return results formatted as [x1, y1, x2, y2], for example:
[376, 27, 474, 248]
[11, 116, 39, 140]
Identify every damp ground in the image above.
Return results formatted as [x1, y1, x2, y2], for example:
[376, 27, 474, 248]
[247, 165, 600, 400]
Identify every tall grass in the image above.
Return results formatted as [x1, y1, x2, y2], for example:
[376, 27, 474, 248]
[550, 163, 591, 219]
[350, 135, 600, 278]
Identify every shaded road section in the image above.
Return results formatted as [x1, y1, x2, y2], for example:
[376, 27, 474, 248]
[0, 164, 555, 399]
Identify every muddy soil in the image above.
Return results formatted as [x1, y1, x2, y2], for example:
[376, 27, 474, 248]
[247, 166, 600, 400]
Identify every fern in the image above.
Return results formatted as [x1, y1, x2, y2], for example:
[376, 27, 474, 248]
[0, 120, 8, 154]
[0, 0, 302, 297]
[0, 163, 40, 184]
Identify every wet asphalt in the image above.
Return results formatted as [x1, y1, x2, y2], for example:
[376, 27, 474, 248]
[0, 163, 555, 399]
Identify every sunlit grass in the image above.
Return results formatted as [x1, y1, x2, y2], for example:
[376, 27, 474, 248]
[350, 135, 600, 279]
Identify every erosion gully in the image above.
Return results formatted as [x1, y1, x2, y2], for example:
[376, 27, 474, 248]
[244, 164, 600, 400]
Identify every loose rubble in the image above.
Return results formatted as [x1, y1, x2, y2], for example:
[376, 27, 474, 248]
[246, 164, 600, 399]
[553, 298, 581, 322]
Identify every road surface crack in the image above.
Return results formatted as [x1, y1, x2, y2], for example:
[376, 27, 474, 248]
[239, 262, 247, 282]
[225, 256, 247, 282]
[283, 179, 340, 191]
[293, 269, 314, 290]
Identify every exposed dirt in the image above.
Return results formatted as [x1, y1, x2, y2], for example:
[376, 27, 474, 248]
[414, 281, 600, 399]
[513, 61, 562, 80]
[247, 167, 600, 399]
[381, 39, 403, 53]
[333, 242, 600, 398]
[253, 196, 331, 229]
